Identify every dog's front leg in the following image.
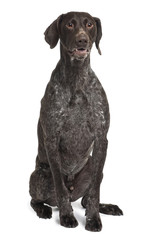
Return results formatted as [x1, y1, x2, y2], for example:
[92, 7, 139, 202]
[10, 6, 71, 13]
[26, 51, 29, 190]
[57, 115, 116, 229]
[85, 136, 108, 232]
[44, 136, 78, 228]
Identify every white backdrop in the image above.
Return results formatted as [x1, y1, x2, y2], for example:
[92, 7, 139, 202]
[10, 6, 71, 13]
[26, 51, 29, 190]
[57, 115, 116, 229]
[0, 0, 159, 239]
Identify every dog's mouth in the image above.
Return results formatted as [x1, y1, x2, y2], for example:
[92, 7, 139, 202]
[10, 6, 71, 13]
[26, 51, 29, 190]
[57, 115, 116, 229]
[68, 48, 89, 58]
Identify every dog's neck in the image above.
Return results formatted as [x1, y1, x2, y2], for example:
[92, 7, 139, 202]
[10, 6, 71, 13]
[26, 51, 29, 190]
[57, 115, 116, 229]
[57, 44, 91, 90]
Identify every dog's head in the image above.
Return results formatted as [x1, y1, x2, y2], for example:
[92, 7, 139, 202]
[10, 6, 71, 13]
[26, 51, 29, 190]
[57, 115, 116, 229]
[44, 12, 102, 60]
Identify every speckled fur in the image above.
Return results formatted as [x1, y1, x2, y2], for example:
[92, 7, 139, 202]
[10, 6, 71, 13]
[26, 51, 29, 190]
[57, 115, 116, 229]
[29, 12, 123, 232]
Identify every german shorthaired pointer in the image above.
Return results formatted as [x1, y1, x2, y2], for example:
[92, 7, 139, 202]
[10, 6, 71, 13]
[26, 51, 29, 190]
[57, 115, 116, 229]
[29, 11, 123, 232]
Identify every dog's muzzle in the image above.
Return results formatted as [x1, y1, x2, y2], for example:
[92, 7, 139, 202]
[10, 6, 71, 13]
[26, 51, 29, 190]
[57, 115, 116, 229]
[69, 30, 90, 59]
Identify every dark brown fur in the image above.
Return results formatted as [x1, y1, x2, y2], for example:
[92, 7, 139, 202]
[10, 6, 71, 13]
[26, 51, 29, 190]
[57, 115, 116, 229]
[29, 11, 123, 232]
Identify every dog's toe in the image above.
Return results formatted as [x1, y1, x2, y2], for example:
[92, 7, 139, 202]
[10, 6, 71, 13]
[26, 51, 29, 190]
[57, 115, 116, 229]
[35, 205, 52, 219]
[85, 215, 102, 232]
[31, 200, 52, 219]
[60, 214, 78, 228]
[99, 204, 123, 216]
[38, 205, 52, 219]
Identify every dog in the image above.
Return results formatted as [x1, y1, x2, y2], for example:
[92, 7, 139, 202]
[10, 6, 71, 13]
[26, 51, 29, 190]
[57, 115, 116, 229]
[29, 11, 123, 232]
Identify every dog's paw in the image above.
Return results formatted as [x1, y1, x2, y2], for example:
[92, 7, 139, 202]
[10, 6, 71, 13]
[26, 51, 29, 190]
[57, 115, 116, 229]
[36, 205, 52, 219]
[85, 215, 102, 232]
[60, 214, 78, 228]
[99, 204, 123, 216]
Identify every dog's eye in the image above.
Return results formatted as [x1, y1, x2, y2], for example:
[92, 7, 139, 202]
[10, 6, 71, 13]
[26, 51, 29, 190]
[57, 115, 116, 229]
[86, 22, 93, 29]
[66, 23, 74, 29]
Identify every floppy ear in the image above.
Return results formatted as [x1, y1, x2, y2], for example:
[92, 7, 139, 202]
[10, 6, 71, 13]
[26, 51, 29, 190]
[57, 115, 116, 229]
[94, 17, 102, 55]
[44, 15, 63, 49]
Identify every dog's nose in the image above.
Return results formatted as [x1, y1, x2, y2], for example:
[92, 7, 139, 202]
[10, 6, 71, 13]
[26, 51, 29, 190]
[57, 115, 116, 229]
[76, 34, 88, 47]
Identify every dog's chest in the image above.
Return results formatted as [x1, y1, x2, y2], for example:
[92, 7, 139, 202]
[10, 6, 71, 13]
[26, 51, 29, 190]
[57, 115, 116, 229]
[56, 83, 106, 142]
[57, 88, 94, 174]
[45, 78, 107, 175]
[61, 88, 94, 143]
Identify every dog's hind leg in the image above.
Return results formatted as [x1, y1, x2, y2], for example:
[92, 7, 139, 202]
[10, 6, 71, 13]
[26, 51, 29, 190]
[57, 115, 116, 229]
[29, 166, 57, 219]
[81, 196, 123, 216]
[80, 160, 123, 217]
[30, 199, 52, 219]
[99, 203, 123, 215]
